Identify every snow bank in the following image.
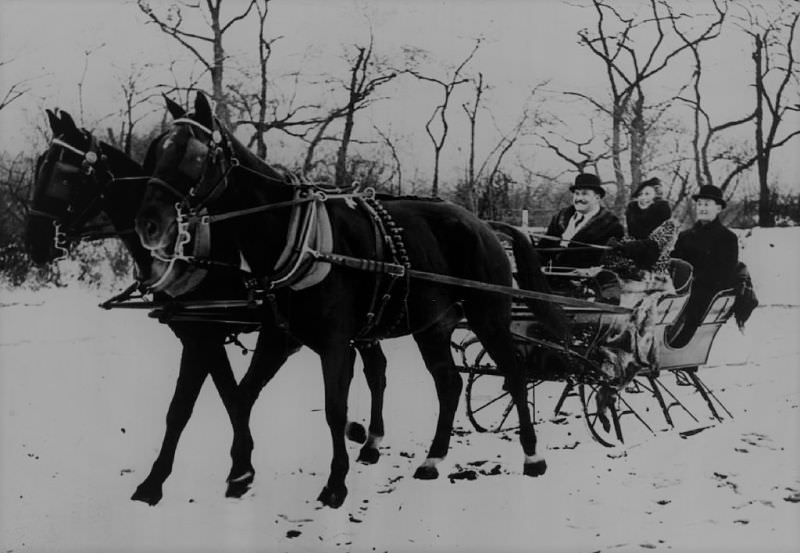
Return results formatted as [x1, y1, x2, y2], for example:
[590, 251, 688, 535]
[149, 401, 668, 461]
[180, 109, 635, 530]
[737, 227, 800, 306]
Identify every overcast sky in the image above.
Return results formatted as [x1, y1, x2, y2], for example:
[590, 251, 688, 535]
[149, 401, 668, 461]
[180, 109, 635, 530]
[0, 0, 795, 192]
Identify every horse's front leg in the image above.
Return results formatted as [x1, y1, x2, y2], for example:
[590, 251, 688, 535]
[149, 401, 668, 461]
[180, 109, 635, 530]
[316, 344, 356, 508]
[351, 342, 387, 465]
[224, 326, 300, 498]
[131, 336, 216, 505]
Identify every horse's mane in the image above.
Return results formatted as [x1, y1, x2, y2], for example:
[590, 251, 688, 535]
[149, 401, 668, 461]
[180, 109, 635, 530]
[221, 122, 290, 185]
[375, 193, 444, 203]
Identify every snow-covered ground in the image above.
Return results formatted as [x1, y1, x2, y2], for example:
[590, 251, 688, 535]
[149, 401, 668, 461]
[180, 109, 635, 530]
[1, 228, 799, 553]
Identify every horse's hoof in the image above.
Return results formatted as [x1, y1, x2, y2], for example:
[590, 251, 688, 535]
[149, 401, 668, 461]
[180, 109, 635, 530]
[413, 465, 439, 480]
[523, 459, 547, 477]
[346, 422, 367, 444]
[317, 485, 347, 508]
[357, 446, 380, 465]
[225, 470, 254, 498]
[131, 483, 163, 506]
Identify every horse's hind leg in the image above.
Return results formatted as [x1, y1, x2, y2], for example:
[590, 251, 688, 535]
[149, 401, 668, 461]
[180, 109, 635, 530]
[465, 301, 547, 477]
[225, 325, 299, 498]
[131, 329, 222, 505]
[411, 320, 463, 480]
[351, 342, 387, 465]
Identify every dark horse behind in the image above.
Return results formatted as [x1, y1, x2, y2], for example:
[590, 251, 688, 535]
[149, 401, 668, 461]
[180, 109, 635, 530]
[24, 108, 390, 505]
[135, 92, 569, 508]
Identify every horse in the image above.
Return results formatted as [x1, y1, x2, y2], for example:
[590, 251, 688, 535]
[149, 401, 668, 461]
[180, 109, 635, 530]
[134, 91, 569, 508]
[25, 108, 390, 505]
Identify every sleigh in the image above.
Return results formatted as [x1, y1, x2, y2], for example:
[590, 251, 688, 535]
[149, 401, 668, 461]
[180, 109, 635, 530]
[451, 256, 738, 447]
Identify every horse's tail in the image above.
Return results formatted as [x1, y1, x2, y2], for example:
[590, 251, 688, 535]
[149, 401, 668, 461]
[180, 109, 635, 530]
[488, 221, 571, 343]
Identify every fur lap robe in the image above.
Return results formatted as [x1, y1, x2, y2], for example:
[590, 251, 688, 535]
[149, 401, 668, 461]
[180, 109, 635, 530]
[597, 275, 675, 388]
[593, 219, 679, 389]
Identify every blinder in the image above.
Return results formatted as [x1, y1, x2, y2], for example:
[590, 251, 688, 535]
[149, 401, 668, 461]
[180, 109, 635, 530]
[43, 161, 82, 201]
[178, 137, 209, 182]
[154, 119, 230, 209]
[32, 134, 112, 255]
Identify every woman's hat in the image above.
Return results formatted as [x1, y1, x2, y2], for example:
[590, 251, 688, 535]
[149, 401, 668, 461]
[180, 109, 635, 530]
[633, 177, 660, 198]
[692, 184, 726, 208]
[569, 173, 605, 197]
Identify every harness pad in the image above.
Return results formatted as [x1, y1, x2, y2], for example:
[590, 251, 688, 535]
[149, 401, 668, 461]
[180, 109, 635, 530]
[272, 193, 333, 290]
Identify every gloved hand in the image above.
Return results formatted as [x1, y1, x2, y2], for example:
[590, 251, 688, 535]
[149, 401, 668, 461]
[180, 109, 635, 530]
[606, 236, 623, 252]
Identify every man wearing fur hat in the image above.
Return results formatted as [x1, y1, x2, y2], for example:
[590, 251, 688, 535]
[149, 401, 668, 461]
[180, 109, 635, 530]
[668, 184, 739, 347]
[539, 173, 624, 268]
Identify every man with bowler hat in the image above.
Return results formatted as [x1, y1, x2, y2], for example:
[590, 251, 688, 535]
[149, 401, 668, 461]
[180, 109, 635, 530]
[539, 173, 624, 268]
[668, 184, 739, 347]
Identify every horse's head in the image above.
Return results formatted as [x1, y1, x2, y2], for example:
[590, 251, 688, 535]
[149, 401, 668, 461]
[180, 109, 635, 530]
[134, 93, 225, 295]
[26, 109, 112, 265]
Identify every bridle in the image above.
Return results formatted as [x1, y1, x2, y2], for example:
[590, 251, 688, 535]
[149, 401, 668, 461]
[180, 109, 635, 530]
[146, 117, 238, 212]
[139, 116, 376, 289]
[30, 133, 143, 258]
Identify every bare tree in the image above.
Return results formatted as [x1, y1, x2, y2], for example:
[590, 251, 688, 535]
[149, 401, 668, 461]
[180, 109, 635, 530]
[75, 44, 106, 125]
[0, 152, 36, 247]
[104, 63, 162, 157]
[536, 117, 613, 176]
[223, 0, 284, 157]
[0, 59, 34, 113]
[462, 72, 487, 209]
[333, 36, 397, 187]
[137, 0, 257, 126]
[575, 0, 728, 209]
[407, 39, 481, 196]
[373, 125, 403, 194]
[742, 1, 800, 226]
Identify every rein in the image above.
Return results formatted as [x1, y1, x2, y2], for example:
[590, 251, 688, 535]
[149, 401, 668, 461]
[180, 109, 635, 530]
[527, 231, 612, 251]
[309, 251, 631, 314]
[188, 187, 375, 226]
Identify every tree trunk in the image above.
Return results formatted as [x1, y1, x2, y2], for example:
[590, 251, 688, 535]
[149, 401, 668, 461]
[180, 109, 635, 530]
[611, 105, 626, 212]
[628, 91, 645, 201]
[754, 34, 774, 227]
[210, 6, 230, 128]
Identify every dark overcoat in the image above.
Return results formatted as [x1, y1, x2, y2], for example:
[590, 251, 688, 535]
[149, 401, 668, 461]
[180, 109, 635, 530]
[626, 199, 672, 239]
[668, 217, 739, 347]
[539, 205, 624, 268]
[671, 217, 739, 292]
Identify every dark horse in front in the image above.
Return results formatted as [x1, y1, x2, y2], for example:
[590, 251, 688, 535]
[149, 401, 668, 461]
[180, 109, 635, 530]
[25, 108, 390, 506]
[135, 92, 568, 508]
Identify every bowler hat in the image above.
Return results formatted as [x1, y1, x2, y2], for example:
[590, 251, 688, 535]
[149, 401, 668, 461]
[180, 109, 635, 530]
[692, 184, 726, 208]
[569, 173, 605, 197]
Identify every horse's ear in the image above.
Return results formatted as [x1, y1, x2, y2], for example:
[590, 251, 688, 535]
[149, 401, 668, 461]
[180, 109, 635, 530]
[58, 110, 78, 133]
[163, 94, 186, 119]
[46, 109, 61, 134]
[194, 92, 213, 128]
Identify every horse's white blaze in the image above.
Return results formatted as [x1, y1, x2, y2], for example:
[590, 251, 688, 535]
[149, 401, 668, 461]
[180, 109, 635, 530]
[524, 454, 545, 465]
[419, 457, 444, 469]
